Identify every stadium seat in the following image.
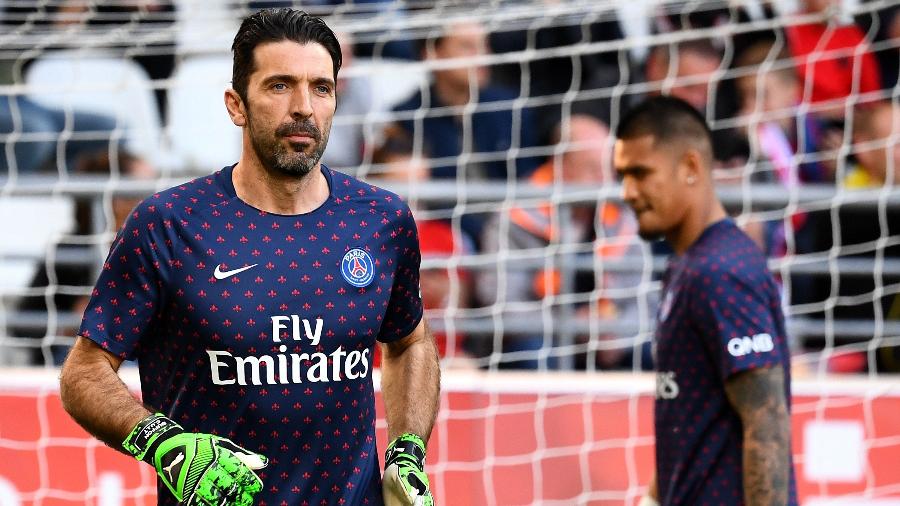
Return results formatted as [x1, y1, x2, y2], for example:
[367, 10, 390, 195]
[24, 51, 163, 166]
[166, 55, 241, 172]
[0, 196, 73, 293]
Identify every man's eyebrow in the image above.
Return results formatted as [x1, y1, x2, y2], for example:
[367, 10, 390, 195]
[616, 165, 649, 174]
[311, 76, 336, 88]
[261, 74, 336, 88]
[261, 74, 298, 84]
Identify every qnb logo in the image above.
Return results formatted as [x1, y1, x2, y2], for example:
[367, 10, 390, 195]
[656, 371, 680, 400]
[727, 333, 775, 357]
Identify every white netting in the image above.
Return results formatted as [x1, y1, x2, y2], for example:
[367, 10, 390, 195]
[0, 0, 899, 504]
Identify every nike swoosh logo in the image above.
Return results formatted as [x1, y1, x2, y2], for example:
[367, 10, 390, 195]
[213, 263, 258, 280]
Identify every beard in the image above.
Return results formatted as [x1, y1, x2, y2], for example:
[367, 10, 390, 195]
[634, 211, 665, 242]
[248, 116, 330, 178]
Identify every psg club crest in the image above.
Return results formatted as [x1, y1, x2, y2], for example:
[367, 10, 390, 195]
[341, 248, 375, 287]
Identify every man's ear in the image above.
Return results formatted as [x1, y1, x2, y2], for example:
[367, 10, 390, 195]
[225, 89, 247, 127]
[680, 148, 705, 185]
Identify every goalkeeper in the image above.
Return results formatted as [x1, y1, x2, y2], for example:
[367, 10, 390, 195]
[614, 96, 797, 505]
[59, 7, 440, 505]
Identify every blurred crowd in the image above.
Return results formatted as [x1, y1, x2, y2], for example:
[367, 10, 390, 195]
[1, 0, 898, 372]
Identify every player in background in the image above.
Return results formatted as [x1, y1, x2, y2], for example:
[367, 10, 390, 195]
[613, 96, 797, 506]
[59, 8, 439, 506]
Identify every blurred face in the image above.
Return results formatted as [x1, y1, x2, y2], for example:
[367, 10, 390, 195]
[614, 135, 690, 241]
[421, 269, 452, 309]
[560, 118, 611, 184]
[239, 40, 336, 178]
[804, 0, 839, 13]
[737, 72, 799, 131]
[432, 22, 489, 91]
[670, 51, 720, 112]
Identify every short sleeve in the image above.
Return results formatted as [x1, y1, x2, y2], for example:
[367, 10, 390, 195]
[690, 268, 786, 381]
[377, 204, 423, 343]
[77, 202, 166, 360]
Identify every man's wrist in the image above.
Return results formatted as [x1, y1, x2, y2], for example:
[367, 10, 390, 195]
[385, 433, 427, 466]
[122, 413, 184, 463]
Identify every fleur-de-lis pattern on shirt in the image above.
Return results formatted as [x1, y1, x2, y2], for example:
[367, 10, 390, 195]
[653, 220, 797, 506]
[79, 165, 423, 506]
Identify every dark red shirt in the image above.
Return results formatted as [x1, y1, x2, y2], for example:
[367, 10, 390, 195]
[787, 21, 882, 104]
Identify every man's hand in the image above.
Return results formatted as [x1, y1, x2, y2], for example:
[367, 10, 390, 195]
[123, 413, 267, 505]
[383, 433, 433, 506]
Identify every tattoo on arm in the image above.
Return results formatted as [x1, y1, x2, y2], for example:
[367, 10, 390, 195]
[724, 367, 791, 506]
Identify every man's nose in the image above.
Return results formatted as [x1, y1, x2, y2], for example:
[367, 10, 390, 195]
[291, 87, 314, 119]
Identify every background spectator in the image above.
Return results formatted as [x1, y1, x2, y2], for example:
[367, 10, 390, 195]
[321, 32, 376, 171]
[490, 12, 625, 137]
[383, 20, 541, 246]
[848, 100, 900, 187]
[806, 101, 900, 372]
[368, 140, 477, 368]
[477, 114, 642, 369]
[733, 39, 832, 253]
[643, 39, 721, 114]
[0, 95, 117, 174]
[386, 20, 540, 182]
[3, 0, 176, 121]
[786, 0, 883, 120]
[9, 149, 156, 365]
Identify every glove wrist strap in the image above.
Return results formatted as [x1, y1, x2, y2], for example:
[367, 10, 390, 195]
[122, 413, 184, 464]
[386, 433, 427, 466]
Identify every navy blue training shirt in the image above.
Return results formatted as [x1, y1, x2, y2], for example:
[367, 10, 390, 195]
[79, 164, 423, 505]
[653, 219, 797, 506]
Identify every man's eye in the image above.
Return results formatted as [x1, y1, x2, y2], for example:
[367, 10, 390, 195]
[315, 85, 331, 94]
[272, 83, 287, 91]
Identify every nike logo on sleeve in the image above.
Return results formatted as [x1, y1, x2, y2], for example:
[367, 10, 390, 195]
[213, 263, 258, 280]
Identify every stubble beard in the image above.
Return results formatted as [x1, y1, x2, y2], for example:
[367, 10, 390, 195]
[635, 212, 665, 242]
[248, 115, 330, 179]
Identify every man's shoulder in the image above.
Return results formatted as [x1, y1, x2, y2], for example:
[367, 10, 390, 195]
[327, 168, 412, 217]
[129, 169, 233, 224]
[685, 221, 769, 277]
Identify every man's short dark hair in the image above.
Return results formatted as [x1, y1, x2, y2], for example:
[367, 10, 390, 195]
[616, 95, 713, 160]
[231, 8, 342, 102]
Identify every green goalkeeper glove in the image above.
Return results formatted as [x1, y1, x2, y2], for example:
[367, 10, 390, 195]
[122, 413, 267, 505]
[383, 433, 434, 506]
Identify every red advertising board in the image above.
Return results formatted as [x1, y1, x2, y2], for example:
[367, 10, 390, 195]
[1, 370, 898, 505]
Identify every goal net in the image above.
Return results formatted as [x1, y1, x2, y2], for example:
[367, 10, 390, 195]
[0, 0, 899, 504]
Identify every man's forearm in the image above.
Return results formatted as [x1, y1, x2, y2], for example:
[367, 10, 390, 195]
[725, 366, 791, 506]
[381, 322, 441, 442]
[742, 411, 791, 506]
[60, 337, 150, 452]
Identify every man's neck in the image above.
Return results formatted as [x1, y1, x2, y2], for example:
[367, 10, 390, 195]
[668, 193, 727, 255]
[231, 154, 329, 215]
